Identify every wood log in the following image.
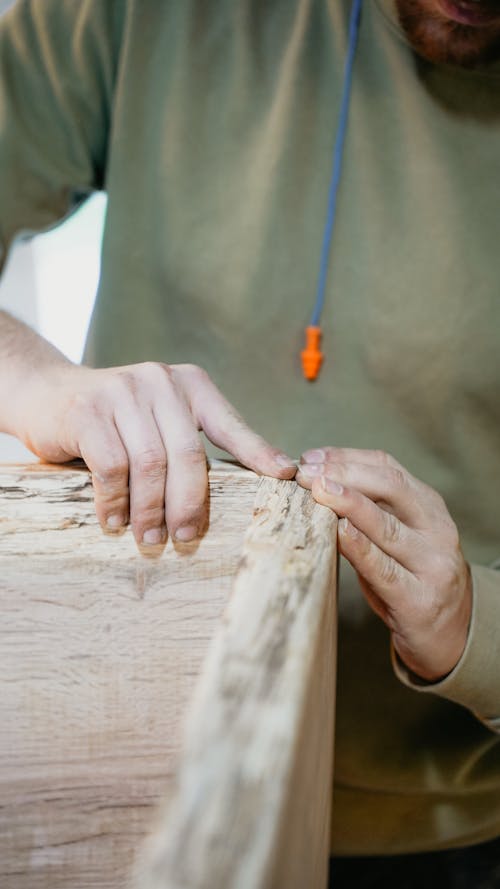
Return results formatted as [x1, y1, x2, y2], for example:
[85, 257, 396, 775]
[0, 462, 337, 889]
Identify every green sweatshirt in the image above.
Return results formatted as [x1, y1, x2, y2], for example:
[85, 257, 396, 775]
[1, 0, 499, 856]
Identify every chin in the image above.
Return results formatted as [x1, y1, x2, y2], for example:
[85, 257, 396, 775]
[395, 0, 500, 68]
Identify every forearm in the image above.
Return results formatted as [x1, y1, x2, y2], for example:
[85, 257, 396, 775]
[0, 309, 72, 441]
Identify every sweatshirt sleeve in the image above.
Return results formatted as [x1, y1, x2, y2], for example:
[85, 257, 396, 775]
[0, 0, 124, 272]
[393, 563, 500, 734]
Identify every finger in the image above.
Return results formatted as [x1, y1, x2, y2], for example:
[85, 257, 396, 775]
[297, 459, 430, 527]
[301, 446, 403, 470]
[152, 389, 208, 543]
[310, 475, 426, 573]
[176, 364, 297, 479]
[78, 421, 130, 532]
[335, 516, 415, 608]
[114, 395, 168, 547]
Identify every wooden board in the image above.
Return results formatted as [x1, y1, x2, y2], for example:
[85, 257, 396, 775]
[136, 477, 338, 889]
[0, 462, 338, 889]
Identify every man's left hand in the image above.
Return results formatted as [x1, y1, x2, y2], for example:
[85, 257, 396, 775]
[297, 447, 472, 682]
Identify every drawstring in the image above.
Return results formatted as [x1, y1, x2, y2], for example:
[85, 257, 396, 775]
[301, 0, 363, 380]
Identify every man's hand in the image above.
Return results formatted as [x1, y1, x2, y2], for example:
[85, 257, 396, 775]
[17, 360, 296, 547]
[297, 447, 472, 682]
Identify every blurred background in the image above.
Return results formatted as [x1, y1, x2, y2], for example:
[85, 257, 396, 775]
[0, 2, 106, 463]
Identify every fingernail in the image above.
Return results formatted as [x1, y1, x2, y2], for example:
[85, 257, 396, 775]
[322, 478, 344, 495]
[275, 453, 296, 469]
[142, 527, 165, 546]
[302, 449, 325, 464]
[175, 525, 198, 543]
[299, 463, 322, 477]
[107, 514, 125, 529]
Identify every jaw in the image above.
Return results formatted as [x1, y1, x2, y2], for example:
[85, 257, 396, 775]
[394, 0, 500, 67]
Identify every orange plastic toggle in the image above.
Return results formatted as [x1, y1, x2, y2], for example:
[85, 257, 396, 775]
[301, 325, 323, 381]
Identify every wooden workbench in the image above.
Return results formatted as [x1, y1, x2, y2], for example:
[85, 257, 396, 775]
[0, 461, 338, 889]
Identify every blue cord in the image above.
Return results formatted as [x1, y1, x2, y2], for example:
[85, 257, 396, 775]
[310, 0, 363, 328]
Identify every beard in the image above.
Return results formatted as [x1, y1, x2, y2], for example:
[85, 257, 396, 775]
[395, 0, 500, 68]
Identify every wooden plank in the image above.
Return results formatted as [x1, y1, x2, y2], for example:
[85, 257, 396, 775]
[0, 461, 259, 889]
[135, 478, 338, 889]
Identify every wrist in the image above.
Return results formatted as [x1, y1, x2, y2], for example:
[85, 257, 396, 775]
[393, 562, 473, 683]
[0, 313, 74, 440]
[8, 357, 78, 455]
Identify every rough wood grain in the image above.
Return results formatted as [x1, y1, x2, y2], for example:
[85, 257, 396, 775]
[135, 478, 338, 889]
[0, 461, 259, 889]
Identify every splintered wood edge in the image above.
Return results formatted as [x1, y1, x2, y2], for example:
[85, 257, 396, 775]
[0, 459, 257, 528]
[134, 477, 338, 889]
[0, 458, 255, 481]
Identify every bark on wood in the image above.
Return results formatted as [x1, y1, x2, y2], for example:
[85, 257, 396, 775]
[134, 478, 338, 889]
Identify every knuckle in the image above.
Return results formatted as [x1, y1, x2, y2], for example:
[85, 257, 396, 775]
[321, 447, 336, 463]
[379, 556, 400, 586]
[325, 461, 346, 481]
[131, 449, 167, 478]
[178, 363, 207, 380]
[388, 466, 407, 490]
[384, 511, 402, 545]
[132, 504, 165, 527]
[173, 499, 207, 523]
[177, 440, 207, 466]
[139, 361, 174, 384]
[176, 364, 212, 396]
[94, 458, 129, 486]
[115, 361, 175, 394]
[374, 449, 395, 467]
[112, 368, 139, 394]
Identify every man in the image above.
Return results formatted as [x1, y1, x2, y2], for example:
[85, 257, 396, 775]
[0, 0, 499, 857]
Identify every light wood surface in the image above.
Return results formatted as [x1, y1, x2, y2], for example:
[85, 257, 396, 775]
[0, 462, 258, 889]
[135, 478, 338, 889]
[0, 462, 338, 889]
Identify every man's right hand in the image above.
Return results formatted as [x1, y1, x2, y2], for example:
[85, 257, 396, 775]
[17, 360, 296, 547]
